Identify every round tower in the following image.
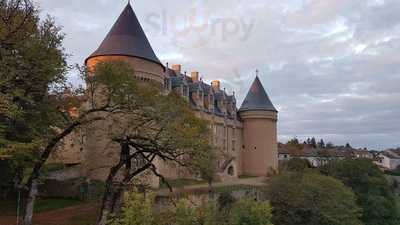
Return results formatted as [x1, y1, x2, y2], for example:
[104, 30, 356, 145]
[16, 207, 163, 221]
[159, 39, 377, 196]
[85, 2, 165, 84]
[239, 76, 278, 176]
[82, 2, 163, 186]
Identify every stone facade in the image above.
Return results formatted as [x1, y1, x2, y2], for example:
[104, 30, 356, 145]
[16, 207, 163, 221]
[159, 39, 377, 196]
[50, 3, 278, 186]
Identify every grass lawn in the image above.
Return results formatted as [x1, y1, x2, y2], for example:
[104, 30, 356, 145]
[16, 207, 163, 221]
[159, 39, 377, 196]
[159, 178, 207, 189]
[0, 198, 83, 216]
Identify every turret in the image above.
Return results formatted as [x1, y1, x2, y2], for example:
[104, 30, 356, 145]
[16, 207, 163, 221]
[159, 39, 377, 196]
[82, 3, 163, 187]
[239, 75, 278, 176]
[85, 2, 164, 83]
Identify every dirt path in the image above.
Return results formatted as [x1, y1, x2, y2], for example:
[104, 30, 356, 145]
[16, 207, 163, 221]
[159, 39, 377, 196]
[0, 204, 98, 225]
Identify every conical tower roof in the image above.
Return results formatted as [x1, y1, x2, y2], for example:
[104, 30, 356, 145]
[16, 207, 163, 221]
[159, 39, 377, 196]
[85, 2, 162, 67]
[239, 76, 277, 112]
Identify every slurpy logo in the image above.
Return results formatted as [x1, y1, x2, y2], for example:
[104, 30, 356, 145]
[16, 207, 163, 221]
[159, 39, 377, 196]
[144, 8, 256, 49]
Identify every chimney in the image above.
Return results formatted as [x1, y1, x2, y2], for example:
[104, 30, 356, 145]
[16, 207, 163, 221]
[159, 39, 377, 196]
[171, 64, 181, 74]
[191, 71, 199, 82]
[211, 80, 220, 91]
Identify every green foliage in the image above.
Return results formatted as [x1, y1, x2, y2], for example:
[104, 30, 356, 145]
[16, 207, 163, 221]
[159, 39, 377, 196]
[286, 137, 301, 149]
[267, 172, 363, 225]
[281, 158, 310, 172]
[229, 198, 273, 225]
[197, 202, 220, 225]
[320, 159, 400, 225]
[108, 191, 155, 225]
[218, 192, 236, 210]
[109, 190, 273, 225]
[0, 0, 68, 185]
[175, 200, 198, 225]
[190, 144, 218, 187]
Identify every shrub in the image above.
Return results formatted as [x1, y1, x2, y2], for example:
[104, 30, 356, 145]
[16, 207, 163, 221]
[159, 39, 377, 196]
[229, 198, 273, 225]
[321, 159, 400, 225]
[267, 172, 363, 225]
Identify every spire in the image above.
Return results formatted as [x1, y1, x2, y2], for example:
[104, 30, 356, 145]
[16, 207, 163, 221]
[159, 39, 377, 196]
[85, 3, 162, 67]
[239, 76, 277, 112]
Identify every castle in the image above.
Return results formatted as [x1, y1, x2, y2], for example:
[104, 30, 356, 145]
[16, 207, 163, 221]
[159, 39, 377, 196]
[51, 3, 278, 186]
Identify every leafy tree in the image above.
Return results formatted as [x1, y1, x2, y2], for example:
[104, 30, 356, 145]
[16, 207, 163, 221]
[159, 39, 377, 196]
[310, 137, 317, 148]
[190, 145, 218, 197]
[1, 2, 143, 224]
[90, 62, 214, 225]
[0, 0, 66, 180]
[229, 198, 274, 225]
[286, 137, 301, 149]
[320, 159, 400, 225]
[267, 172, 363, 225]
[284, 158, 310, 172]
[108, 190, 155, 225]
[318, 139, 325, 148]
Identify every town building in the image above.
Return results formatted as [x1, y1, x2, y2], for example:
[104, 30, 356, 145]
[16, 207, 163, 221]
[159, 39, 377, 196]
[375, 149, 400, 170]
[278, 144, 373, 167]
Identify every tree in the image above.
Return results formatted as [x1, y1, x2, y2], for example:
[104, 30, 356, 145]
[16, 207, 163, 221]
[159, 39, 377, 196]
[320, 159, 400, 225]
[190, 145, 218, 197]
[287, 137, 301, 149]
[229, 198, 274, 225]
[310, 137, 317, 148]
[0, 3, 139, 224]
[267, 172, 363, 225]
[284, 158, 310, 172]
[0, 1, 74, 224]
[318, 139, 325, 148]
[108, 190, 155, 225]
[0, 0, 66, 181]
[89, 62, 214, 225]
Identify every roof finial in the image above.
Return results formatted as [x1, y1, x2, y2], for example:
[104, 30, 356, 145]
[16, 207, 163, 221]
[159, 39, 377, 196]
[127, 0, 131, 6]
[256, 69, 259, 77]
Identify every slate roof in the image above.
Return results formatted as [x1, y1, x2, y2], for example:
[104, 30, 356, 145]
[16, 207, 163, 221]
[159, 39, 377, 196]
[239, 76, 277, 112]
[85, 3, 163, 67]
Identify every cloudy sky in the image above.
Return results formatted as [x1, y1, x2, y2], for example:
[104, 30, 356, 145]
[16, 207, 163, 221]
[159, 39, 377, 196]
[35, 0, 400, 150]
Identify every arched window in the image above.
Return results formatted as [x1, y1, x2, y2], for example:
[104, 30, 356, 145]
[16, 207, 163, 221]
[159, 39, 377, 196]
[228, 166, 234, 176]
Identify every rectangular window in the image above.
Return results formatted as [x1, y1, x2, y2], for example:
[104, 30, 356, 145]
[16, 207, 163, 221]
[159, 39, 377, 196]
[232, 140, 236, 151]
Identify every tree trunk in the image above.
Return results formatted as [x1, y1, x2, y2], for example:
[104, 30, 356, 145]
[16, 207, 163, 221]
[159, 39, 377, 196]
[208, 180, 213, 199]
[22, 180, 38, 225]
[97, 184, 124, 225]
[98, 186, 113, 225]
